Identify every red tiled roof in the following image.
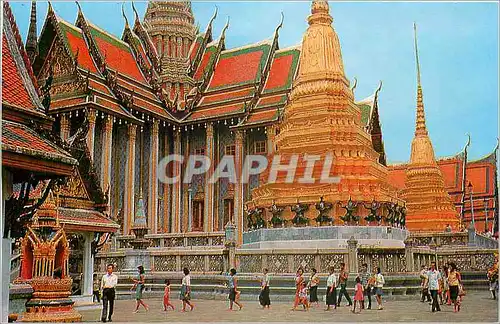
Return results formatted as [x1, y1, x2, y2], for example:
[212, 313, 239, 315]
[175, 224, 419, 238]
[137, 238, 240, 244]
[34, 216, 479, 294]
[2, 34, 36, 110]
[2, 120, 76, 165]
[189, 34, 204, 62]
[194, 45, 217, 80]
[51, 96, 87, 109]
[245, 109, 278, 124]
[199, 88, 254, 106]
[58, 207, 119, 232]
[187, 102, 245, 121]
[89, 24, 146, 83]
[58, 21, 97, 73]
[255, 94, 287, 109]
[263, 48, 300, 93]
[207, 42, 271, 90]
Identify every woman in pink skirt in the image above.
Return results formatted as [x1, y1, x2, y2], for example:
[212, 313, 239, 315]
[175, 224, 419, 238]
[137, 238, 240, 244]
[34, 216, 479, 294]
[352, 277, 364, 313]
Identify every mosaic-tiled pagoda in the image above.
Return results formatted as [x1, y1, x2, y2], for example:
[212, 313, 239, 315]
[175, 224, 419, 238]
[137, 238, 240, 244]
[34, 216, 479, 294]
[400, 25, 460, 232]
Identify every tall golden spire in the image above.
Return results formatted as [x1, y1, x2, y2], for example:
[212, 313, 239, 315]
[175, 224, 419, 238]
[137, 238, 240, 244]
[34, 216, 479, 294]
[414, 23, 428, 136]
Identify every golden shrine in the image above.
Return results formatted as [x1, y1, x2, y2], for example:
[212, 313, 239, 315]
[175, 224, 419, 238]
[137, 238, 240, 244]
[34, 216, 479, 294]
[251, 1, 401, 219]
[401, 25, 460, 232]
[16, 192, 82, 322]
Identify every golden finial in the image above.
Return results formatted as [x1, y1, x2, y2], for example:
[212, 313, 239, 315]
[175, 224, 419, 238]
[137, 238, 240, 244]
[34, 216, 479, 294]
[414, 22, 428, 136]
[122, 3, 129, 28]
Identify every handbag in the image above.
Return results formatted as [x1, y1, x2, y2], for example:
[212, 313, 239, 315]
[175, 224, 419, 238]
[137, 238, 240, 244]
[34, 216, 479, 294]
[458, 284, 466, 296]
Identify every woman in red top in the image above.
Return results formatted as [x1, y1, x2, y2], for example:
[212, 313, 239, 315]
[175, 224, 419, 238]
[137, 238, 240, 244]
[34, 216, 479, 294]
[291, 268, 305, 310]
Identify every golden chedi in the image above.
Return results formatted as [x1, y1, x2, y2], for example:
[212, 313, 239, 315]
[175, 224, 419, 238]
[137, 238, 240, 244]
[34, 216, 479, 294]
[401, 24, 460, 232]
[251, 0, 400, 220]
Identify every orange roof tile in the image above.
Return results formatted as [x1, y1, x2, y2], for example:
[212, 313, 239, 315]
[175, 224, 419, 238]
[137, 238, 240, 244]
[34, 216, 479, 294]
[58, 21, 97, 73]
[263, 47, 300, 93]
[187, 102, 245, 121]
[51, 96, 87, 109]
[2, 34, 38, 110]
[199, 88, 254, 106]
[255, 94, 287, 109]
[194, 45, 217, 80]
[207, 42, 271, 90]
[246, 109, 278, 124]
[89, 24, 146, 83]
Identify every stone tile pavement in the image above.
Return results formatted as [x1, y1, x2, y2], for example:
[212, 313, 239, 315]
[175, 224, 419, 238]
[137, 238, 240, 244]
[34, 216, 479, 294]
[79, 292, 498, 322]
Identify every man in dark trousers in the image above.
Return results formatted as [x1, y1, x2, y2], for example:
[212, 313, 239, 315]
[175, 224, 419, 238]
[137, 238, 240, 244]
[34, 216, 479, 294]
[359, 263, 372, 309]
[426, 262, 442, 313]
[101, 264, 118, 322]
[337, 262, 352, 307]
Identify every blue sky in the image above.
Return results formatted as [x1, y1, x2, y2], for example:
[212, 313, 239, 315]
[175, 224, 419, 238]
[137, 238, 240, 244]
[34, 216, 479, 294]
[9, 1, 499, 163]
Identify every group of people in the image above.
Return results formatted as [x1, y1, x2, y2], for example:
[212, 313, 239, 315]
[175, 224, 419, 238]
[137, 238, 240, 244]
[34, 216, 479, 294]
[288, 263, 385, 313]
[419, 261, 465, 313]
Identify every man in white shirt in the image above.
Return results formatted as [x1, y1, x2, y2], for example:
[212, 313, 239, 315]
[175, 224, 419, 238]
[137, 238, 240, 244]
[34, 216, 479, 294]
[426, 262, 442, 312]
[101, 264, 118, 322]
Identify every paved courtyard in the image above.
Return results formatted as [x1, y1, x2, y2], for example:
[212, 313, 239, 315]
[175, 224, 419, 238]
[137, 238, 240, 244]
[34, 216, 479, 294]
[79, 292, 498, 322]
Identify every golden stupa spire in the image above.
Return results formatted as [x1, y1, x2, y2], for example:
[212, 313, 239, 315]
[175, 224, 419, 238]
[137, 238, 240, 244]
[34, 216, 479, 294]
[414, 23, 428, 136]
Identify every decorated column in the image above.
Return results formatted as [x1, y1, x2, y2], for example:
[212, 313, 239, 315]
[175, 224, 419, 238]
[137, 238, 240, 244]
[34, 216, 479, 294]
[266, 125, 276, 155]
[148, 120, 159, 234]
[172, 130, 182, 232]
[86, 109, 97, 158]
[123, 124, 137, 235]
[163, 131, 170, 233]
[100, 115, 113, 192]
[60, 113, 70, 141]
[234, 130, 245, 245]
[204, 123, 215, 232]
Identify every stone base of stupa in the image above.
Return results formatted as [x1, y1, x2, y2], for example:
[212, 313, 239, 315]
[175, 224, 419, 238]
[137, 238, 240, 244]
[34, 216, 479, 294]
[242, 226, 409, 249]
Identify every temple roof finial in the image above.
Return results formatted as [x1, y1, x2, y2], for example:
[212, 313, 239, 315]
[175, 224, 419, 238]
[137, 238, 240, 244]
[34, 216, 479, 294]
[414, 22, 428, 136]
[122, 2, 129, 28]
[26, 0, 38, 64]
[132, 1, 140, 23]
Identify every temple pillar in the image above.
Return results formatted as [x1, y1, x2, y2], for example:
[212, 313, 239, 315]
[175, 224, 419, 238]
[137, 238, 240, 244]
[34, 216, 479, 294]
[266, 125, 276, 155]
[100, 115, 113, 192]
[123, 124, 137, 235]
[82, 232, 93, 302]
[60, 113, 70, 141]
[163, 132, 170, 233]
[148, 120, 159, 234]
[86, 109, 97, 158]
[172, 130, 182, 233]
[234, 130, 245, 245]
[347, 236, 359, 274]
[1, 169, 13, 323]
[204, 123, 215, 232]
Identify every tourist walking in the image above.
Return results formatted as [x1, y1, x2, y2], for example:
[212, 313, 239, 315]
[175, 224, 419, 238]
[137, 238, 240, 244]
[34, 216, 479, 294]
[374, 267, 385, 310]
[180, 267, 194, 312]
[448, 262, 462, 312]
[439, 265, 448, 305]
[298, 281, 310, 310]
[93, 274, 100, 303]
[131, 265, 149, 313]
[337, 263, 352, 307]
[352, 277, 364, 313]
[359, 263, 372, 309]
[227, 268, 243, 310]
[308, 268, 320, 308]
[325, 266, 337, 311]
[100, 263, 118, 323]
[487, 258, 498, 300]
[291, 268, 305, 310]
[420, 265, 431, 303]
[163, 280, 175, 311]
[259, 268, 271, 309]
[426, 262, 442, 312]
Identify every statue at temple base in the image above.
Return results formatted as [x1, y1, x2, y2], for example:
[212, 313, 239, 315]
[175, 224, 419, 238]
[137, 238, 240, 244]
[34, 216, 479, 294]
[339, 198, 360, 225]
[253, 207, 266, 229]
[385, 201, 397, 227]
[268, 200, 284, 228]
[363, 199, 381, 225]
[291, 200, 309, 226]
[245, 205, 256, 231]
[16, 192, 82, 322]
[315, 196, 333, 225]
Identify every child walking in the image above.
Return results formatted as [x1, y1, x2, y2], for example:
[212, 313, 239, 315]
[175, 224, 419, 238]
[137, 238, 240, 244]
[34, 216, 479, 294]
[228, 268, 243, 311]
[298, 281, 309, 310]
[352, 277, 364, 313]
[163, 280, 175, 311]
[92, 274, 100, 303]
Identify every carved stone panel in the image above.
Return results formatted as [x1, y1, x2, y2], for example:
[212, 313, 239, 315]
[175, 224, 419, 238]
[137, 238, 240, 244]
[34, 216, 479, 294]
[154, 256, 176, 272]
[238, 255, 262, 273]
[293, 254, 315, 273]
[319, 254, 344, 273]
[268, 254, 288, 274]
[181, 255, 204, 272]
[208, 255, 224, 272]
